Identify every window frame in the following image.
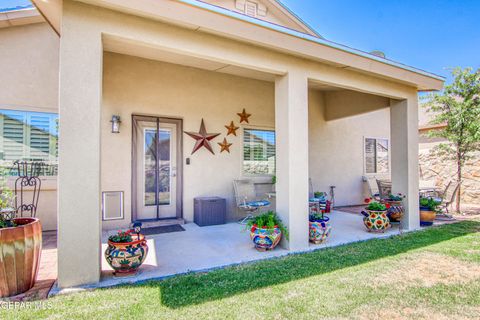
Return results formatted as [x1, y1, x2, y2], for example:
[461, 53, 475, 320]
[0, 107, 59, 178]
[363, 136, 390, 176]
[241, 126, 276, 178]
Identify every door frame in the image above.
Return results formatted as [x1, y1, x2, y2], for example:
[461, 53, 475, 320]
[131, 114, 183, 221]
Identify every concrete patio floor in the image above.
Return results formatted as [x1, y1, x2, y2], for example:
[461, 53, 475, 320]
[54, 210, 403, 292]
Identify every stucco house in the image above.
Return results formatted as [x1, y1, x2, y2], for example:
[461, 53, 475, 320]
[0, 0, 444, 289]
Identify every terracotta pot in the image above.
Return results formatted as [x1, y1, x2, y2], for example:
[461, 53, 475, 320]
[383, 200, 404, 222]
[420, 208, 436, 226]
[105, 234, 148, 277]
[0, 218, 42, 298]
[362, 209, 390, 233]
[309, 216, 332, 244]
[250, 225, 282, 251]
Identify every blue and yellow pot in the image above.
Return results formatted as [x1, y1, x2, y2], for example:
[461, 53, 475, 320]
[309, 216, 332, 244]
[250, 225, 282, 251]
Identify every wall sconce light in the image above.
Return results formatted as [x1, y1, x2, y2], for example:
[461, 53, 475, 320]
[110, 115, 121, 133]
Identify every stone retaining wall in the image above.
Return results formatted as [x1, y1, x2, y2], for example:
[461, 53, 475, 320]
[419, 149, 480, 205]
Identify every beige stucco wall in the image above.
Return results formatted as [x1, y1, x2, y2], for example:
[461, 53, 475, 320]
[101, 52, 276, 229]
[309, 90, 391, 206]
[0, 22, 59, 231]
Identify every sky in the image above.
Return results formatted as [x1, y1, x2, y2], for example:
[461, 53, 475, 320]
[1, 0, 479, 83]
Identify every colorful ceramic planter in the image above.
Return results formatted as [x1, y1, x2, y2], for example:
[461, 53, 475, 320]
[250, 225, 282, 251]
[383, 200, 404, 222]
[0, 218, 42, 298]
[309, 216, 332, 244]
[105, 234, 149, 277]
[420, 208, 436, 226]
[362, 209, 390, 232]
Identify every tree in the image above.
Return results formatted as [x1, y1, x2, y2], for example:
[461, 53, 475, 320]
[423, 67, 480, 213]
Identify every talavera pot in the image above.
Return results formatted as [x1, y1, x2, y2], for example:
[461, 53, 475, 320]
[105, 234, 149, 277]
[362, 210, 390, 233]
[250, 225, 282, 251]
[420, 207, 436, 226]
[0, 217, 42, 298]
[309, 216, 332, 244]
[383, 200, 404, 222]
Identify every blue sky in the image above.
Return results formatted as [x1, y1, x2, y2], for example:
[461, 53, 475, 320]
[2, 0, 478, 83]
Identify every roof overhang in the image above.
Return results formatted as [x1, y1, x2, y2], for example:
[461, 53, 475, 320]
[0, 8, 44, 28]
[34, 0, 444, 91]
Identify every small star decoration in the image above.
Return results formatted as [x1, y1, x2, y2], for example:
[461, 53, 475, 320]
[184, 119, 220, 155]
[225, 121, 239, 136]
[237, 108, 251, 124]
[218, 138, 233, 153]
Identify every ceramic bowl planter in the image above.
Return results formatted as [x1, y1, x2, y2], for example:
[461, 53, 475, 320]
[250, 225, 282, 251]
[420, 207, 436, 226]
[362, 210, 390, 233]
[105, 232, 148, 277]
[0, 217, 42, 298]
[383, 200, 404, 223]
[309, 216, 331, 244]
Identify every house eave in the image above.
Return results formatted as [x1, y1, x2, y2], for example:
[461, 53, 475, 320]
[37, 0, 445, 91]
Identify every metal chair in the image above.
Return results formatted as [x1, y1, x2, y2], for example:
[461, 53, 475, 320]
[437, 181, 460, 214]
[233, 179, 270, 224]
[364, 176, 381, 201]
[376, 179, 392, 200]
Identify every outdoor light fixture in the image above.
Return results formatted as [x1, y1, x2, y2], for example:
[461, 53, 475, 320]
[110, 115, 121, 133]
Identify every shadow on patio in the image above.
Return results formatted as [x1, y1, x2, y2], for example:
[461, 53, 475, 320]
[137, 220, 480, 309]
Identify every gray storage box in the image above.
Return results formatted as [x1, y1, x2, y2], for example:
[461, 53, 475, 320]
[194, 197, 226, 227]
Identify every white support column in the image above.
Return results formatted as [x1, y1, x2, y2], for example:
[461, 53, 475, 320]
[57, 13, 103, 287]
[390, 97, 420, 231]
[275, 71, 309, 251]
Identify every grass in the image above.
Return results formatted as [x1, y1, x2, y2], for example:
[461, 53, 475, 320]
[2, 221, 480, 319]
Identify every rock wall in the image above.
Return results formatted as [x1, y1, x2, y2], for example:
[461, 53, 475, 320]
[419, 149, 480, 205]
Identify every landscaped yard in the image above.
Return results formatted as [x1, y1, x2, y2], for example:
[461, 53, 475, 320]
[3, 220, 480, 320]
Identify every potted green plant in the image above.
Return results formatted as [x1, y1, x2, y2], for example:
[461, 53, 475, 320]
[247, 211, 288, 251]
[309, 211, 331, 244]
[419, 197, 440, 226]
[383, 193, 405, 222]
[361, 198, 391, 232]
[271, 175, 276, 192]
[0, 173, 42, 298]
[104, 228, 149, 277]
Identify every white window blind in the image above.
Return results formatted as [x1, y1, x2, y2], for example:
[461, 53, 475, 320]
[364, 137, 389, 174]
[0, 109, 58, 175]
[243, 128, 275, 175]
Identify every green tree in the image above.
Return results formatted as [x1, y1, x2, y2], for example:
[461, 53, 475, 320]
[423, 67, 480, 213]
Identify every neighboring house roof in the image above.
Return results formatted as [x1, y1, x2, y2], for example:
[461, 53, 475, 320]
[419, 123, 447, 132]
[30, 0, 444, 90]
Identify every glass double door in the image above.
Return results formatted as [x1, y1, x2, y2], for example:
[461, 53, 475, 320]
[133, 116, 180, 220]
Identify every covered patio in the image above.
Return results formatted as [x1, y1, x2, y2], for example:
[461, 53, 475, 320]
[54, 210, 402, 292]
[47, 0, 443, 289]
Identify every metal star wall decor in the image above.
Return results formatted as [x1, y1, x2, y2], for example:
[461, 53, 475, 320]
[225, 121, 239, 136]
[237, 108, 251, 124]
[218, 138, 233, 153]
[184, 119, 220, 155]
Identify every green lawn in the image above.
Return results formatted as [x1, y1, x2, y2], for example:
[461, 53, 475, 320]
[3, 221, 480, 320]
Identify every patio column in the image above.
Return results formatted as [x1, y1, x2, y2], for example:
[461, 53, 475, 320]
[57, 21, 103, 286]
[390, 97, 420, 231]
[275, 70, 309, 251]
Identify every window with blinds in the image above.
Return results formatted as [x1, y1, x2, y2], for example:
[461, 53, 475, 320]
[243, 128, 275, 175]
[0, 109, 58, 176]
[364, 137, 389, 174]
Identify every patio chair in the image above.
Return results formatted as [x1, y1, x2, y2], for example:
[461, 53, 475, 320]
[233, 179, 270, 224]
[364, 177, 381, 201]
[376, 179, 392, 200]
[437, 181, 460, 214]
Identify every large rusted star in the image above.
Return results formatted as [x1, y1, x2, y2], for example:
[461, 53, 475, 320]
[184, 119, 220, 155]
[237, 108, 251, 124]
[218, 138, 233, 153]
[225, 121, 239, 136]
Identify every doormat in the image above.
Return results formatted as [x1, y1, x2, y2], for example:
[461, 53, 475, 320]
[142, 224, 185, 236]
